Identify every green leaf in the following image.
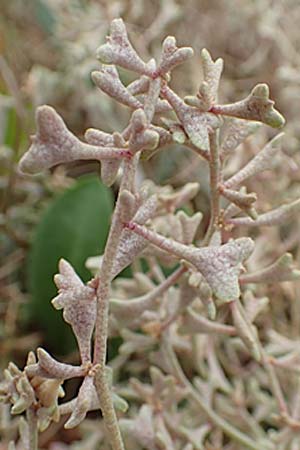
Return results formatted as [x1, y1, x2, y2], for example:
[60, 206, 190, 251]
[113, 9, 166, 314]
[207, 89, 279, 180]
[27, 176, 113, 354]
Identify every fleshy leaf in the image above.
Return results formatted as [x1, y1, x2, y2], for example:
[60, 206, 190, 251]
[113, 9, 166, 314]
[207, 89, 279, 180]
[97, 18, 151, 76]
[128, 109, 159, 153]
[176, 211, 202, 244]
[179, 307, 235, 336]
[111, 193, 158, 277]
[240, 253, 300, 284]
[92, 66, 142, 109]
[126, 222, 254, 302]
[224, 133, 284, 189]
[64, 376, 95, 429]
[25, 348, 85, 380]
[184, 81, 213, 112]
[227, 198, 300, 227]
[162, 85, 220, 151]
[211, 84, 285, 128]
[52, 259, 96, 363]
[219, 186, 258, 220]
[110, 265, 182, 329]
[18, 106, 130, 175]
[230, 301, 261, 361]
[85, 128, 123, 186]
[200, 49, 224, 102]
[220, 118, 261, 159]
[156, 36, 194, 76]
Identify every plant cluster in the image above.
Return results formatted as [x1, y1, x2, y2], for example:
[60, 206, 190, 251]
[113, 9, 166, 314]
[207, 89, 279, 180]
[1, 17, 300, 450]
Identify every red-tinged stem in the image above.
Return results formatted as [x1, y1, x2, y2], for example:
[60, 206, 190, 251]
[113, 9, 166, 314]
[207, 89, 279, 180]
[209, 105, 223, 115]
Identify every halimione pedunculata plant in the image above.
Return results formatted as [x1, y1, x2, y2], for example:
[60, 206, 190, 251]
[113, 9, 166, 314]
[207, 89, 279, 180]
[2, 17, 300, 450]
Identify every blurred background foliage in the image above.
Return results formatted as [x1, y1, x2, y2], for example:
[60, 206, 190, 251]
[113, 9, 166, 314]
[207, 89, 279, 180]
[0, 0, 300, 367]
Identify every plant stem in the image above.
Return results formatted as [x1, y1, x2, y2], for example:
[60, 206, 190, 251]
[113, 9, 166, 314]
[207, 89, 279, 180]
[26, 407, 38, 450]
[94, 156, 138, 364]
[94, 364, 124, 450]
[203, 131, 221, 245]
[93, 155, 138, 450]
[260, 348, 289, 417]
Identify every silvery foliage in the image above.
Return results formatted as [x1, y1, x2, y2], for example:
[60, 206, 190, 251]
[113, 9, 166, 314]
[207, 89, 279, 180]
[2, 18, 300, 450]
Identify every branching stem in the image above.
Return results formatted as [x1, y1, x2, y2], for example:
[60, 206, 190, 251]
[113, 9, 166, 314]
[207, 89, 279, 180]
[93, 155, 139, 450]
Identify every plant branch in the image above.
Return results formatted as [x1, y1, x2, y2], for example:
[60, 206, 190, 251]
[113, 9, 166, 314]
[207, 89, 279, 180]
[203, 131, 221, 245]
[94, 364, 124, 450]
[93, 156, 138, 450]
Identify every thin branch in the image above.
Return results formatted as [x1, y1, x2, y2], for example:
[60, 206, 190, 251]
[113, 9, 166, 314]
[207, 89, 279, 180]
[93, 156, 138, 450]
[203, 131, 221, 244]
